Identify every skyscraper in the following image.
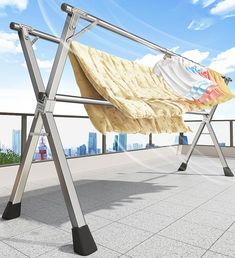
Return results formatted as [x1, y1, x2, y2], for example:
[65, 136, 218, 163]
[88, 132, 97, 154]
[113, 135, 118, 151]
[118, 133, 127, 151]
[12, 129, 21, 155]
[78, 144, 87, 156]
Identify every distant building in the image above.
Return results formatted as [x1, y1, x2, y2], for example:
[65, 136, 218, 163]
[88, 132, 97, 154]
[219, 142, 226, 147]
[64, 149, 70, 157]
[12, 129, 21, 155]
[127, 144, 132, 151]
[118, 133, 127, 151]
[78, 144, 87, 156]
[132, 143, 143, 150]
[113, 135, 119, 151]
[178, 135, 188, 145]
[38, 136, 48, 160]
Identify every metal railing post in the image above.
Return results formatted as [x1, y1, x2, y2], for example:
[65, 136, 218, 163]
[102, 134, 106, 154]
[179, 132, 184, 145]
[149, 133, 152, 146]
[230, 121, 233, 147]
[20, 115, 27, 159]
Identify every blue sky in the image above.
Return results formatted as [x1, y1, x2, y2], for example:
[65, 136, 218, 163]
[0, 0, 235, 147]
[0, 0, 235, 97]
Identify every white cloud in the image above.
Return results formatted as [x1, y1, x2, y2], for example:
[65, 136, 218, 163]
[0, 31, 22, 54]
[209, 47, 235, 74]
[222, 13, 235, 18]
[187, 18, 213, 30]
[135, 53, 164, 68]
[22, 58, 53, 70]
[0, 0, 28, 11]
[37, 59, 53, 70]
[202, 0, 216, 7]
[135, 47, 180, 68]
[181, 49, 210, 63]
[210, 0, 235, 15]
[192, 0, 216, 7]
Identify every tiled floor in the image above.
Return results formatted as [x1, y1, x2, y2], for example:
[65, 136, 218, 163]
[0, 147, 235, 257]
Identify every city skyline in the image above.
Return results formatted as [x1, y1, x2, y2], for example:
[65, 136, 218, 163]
[0, 129, 152, 162]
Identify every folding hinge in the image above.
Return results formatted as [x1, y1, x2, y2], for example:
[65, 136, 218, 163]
[20, 24, 33, 40]
[202, 114, 210, 122]
[35, 92, 56, 115]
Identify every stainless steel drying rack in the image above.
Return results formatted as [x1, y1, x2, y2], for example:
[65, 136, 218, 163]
[3, 2, 233, 256]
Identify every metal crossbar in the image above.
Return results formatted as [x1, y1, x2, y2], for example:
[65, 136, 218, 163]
[2, 2, 234, 257]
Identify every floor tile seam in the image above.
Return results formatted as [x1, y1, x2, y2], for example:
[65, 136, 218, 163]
[200, 249, 235, 258]
[138, 169, 217, 183]
[0, 238, 32, 257]
[88, 220, 116, 233]
[198, 206, 235, 217]
[87, 200, 177, 231]
[20, 212, 70, 226]
[157, 233, 210, 250]
[140, 172, 178, 183]
[1, 224, 44, 242]
[33, 239, 72, 257]
[121, 229, 206, 256]
[52, 218, 115, 234]
[117, 231, 156, 256]
[179, 216, 235, 232]
[96, 242, 126, 256]
[91, 217, 155, 236]
[152, 181, 235, 234]
[205, 221, 235, 253]
[6, 235, 72, 257]
[113, 219, 170, 235]
[1, 223, 72, 252]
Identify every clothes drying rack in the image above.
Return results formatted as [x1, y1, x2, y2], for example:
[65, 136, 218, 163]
[2, 2, 234, 256]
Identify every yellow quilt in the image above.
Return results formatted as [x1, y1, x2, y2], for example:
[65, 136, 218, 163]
[69, 42, 232, 134]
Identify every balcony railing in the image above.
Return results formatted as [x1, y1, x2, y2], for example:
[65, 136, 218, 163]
[183, 118, 234, 147]
[0, 112, 155, 166]
[0, 112, 234, 166]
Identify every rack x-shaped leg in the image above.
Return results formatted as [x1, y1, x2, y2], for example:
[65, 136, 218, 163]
[178, 105, 234, 176]
[2, 10, 97, 256]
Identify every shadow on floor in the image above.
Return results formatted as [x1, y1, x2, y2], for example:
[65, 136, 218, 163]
[0, 178, 177, 228]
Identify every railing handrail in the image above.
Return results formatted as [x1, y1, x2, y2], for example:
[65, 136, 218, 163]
[185, 119, 235, 122]
[0, 111, 89, 119]
[0, 111, 234, 165]
[1, 111, 235, 122]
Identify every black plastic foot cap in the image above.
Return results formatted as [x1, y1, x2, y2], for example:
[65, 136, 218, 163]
[72, 225, 97, 256]
[178, 162, 187, 171]
[223, 167, 234, 177]
[2, 201, 21, 220]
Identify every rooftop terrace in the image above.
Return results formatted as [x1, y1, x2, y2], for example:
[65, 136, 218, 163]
[1, 146, 235, 257]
